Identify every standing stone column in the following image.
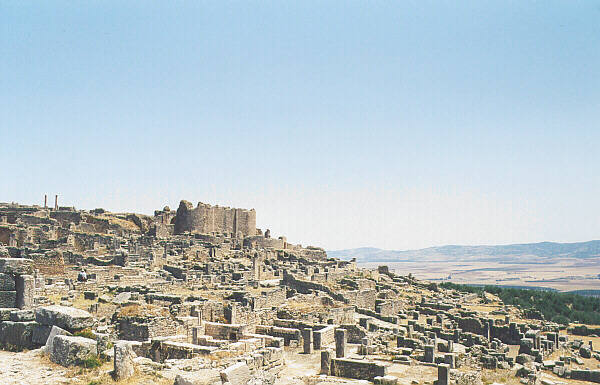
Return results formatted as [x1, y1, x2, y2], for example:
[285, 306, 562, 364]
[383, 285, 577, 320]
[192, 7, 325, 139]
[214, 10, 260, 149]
[424, 345, 435, 363]
[192, 326, 202, 345]
[114, 342, 136, 380]
[444, 353, 455, 368]
[397, 336, 404, 348]
[435, 364, 449, 385]
[15, 274, 34, 309]
[335, 329, 347, 358]
[320, 349, 332, 375]
[302, 328, 314, 354]
[453, 328, 461, 343]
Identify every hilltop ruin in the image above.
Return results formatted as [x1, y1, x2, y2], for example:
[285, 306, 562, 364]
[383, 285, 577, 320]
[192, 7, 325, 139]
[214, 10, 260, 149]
[0, 199, 598, 385]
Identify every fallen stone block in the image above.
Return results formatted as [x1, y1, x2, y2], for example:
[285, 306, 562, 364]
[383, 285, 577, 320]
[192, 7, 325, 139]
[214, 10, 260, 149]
[44, 325, 71, 354]
[32, 324, 52, 345]
[374, 375, 399, 385]
[173, 370, 222, 385]
[220, 362, 250, 385]
[50, 335, 97, 367]
[35, 305, 93, 332]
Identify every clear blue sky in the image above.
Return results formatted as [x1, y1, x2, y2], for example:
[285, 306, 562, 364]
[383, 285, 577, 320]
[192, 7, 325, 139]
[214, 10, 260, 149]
[1, 1, 599, 250]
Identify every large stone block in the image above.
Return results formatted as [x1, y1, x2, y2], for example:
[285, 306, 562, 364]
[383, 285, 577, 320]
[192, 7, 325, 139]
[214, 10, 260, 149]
[50, 335, 97, 367]
[0, 320, 36, 349]
[114, 341, 136, 380]
[302, 328, 313, 354]
[36, 305, 93, 332]
[15, 275, 34, 309]
[219, 362, 250, 385]
[335, 328, 347, 358]
[0, 273, 15, 290]
[174, 370, 221, 385]
[44, 325, 71, 353]
[330, 358, 388, 381]
[9, 309, 34, 322]
[0, 258, 33, 275]
[0, 308, 16, 321]
[321, 349, 333, 375]
[32, 324, 53, 346]
[0, 291, 16, 308]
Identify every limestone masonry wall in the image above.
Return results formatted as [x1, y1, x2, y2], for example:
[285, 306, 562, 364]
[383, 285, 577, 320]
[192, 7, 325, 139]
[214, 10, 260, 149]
[174, 201, 256, 237]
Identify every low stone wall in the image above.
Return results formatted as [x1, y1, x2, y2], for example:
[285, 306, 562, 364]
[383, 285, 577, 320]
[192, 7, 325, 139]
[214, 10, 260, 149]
[255, 325, 300, 346]
[330, 358, 388, 380]
[339, 323, 368, 344]
[344, 289, 377, 311]
[151, 340, 216, 362]
[281, 273, 347, 303]
[115, 315, 179, 342]
[569, 325, 600, 336]
[356, 307, 398, 324]
[0, 320, 36, 349]
[571, 369, 600, 383]
[204, 322, 248, 341]
[314, 325, 335, 349]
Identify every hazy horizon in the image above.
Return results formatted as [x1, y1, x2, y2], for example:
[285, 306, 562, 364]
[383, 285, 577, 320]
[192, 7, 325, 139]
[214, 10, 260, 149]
[2, 2, 599, 250]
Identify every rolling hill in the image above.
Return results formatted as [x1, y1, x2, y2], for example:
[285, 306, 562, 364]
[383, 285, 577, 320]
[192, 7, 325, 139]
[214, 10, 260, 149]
[328, 240, 600, 263]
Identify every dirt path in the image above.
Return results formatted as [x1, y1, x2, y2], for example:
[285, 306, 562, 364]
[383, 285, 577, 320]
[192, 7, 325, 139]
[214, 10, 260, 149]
[0, 349, 73, 385]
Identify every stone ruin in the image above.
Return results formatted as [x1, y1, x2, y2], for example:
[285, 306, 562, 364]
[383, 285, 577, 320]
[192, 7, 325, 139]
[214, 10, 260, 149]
[0, 199, 599, 384]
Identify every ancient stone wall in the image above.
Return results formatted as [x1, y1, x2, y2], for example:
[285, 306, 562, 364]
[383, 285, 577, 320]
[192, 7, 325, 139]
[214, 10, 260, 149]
[203, 321, 248, 340]
[313, 325, 335, 349]
[329, 358, 388, 380]
[115, 316, 179, 341]
[252, 287, 286, 310]
[174, 201, 256, 237]
[344, 289, 377, 310]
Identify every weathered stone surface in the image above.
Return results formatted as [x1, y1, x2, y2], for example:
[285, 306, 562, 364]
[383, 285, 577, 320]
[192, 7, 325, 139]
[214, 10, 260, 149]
[32, 323, 53, 345]
[174, 370, 222, 385]
[330, 358, 388, 381]
[321, 349, 333, 375]
[44, 325, 71, 353]
[302, 328, 313, 354]
[35, 305, 93, 332]
[50, 335, 97, 367]
[112, 292, 132, 305]
[15, 275, 34, 309]
[0, 308, 16, 321]
[0, 320, 36, 349]
[374, 376, 399, 385]
[0, 291, 16, 308]
[9, 309, 34, 322]
[335, 328, 347, 358]
[579, 345, 592, 358]
[435, 364, 449, 385]
[0, 258, 33, 275]
[0, 273, 15, 291]
[114, 341, 136, 380]
[219, 362, 250, 385]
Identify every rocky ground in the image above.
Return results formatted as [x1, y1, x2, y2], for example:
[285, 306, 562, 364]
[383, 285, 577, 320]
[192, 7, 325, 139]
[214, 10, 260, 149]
[0, 349, 71, 385]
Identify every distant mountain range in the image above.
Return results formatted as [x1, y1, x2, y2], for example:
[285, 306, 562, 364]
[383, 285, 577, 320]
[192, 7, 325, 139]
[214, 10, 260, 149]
[328, 240, 600, 263]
